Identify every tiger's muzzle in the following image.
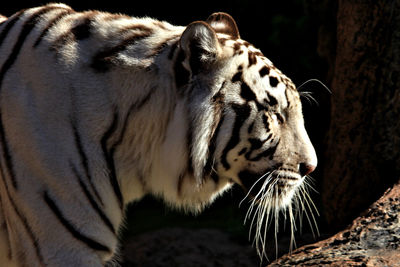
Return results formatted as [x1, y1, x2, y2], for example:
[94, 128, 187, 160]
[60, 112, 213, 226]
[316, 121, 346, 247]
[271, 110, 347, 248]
[238, 166, 304, 205]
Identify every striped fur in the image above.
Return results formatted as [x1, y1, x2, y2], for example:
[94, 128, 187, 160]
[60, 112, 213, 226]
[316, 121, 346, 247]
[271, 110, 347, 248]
[0, 4, 317, 266]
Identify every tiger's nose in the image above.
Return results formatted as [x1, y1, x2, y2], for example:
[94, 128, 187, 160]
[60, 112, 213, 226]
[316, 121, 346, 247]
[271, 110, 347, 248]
[299, 163, 316, 177]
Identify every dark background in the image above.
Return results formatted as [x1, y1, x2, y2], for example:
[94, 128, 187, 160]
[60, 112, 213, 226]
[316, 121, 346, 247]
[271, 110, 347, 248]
[3, 1, 398, 266]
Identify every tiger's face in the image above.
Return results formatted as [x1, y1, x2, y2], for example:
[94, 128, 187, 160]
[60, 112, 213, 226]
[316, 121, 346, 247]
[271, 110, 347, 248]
[216, 55, 317, 209]
[177, 13, 317, 211]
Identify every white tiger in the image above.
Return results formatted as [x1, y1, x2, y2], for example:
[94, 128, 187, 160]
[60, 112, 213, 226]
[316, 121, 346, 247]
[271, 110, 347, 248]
[0, 4, 317, 267]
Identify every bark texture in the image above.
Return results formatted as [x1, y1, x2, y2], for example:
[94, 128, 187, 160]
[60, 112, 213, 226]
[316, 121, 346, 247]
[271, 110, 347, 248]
[269, 182, 400, 267]
[322, 0, 400, 229]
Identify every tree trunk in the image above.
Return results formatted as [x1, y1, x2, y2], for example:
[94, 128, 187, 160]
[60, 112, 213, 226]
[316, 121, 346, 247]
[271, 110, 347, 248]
[321, 0, 400, 230]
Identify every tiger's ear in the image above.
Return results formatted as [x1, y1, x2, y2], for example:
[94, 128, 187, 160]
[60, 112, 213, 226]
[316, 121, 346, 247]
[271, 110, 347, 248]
[206, 12, 240, 39]
[180, 21, 221, 75]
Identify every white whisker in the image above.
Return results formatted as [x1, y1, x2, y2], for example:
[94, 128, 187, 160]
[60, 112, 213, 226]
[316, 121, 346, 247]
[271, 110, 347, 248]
[239, 171, 271, 207]
[301, 186, 320, 236]
[274, 188, 279, 259]
[297, 78, 332, 94]
[242, 168, 320, 261]
[299, 91, 319, 106]
[288, 199, 297, 253]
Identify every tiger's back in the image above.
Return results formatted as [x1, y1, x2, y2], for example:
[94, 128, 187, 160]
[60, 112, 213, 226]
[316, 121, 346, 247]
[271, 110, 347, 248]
[0, 4, 317, 266]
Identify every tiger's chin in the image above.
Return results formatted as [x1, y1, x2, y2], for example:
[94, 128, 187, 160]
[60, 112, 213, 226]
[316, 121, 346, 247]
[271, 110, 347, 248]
[238, 168, 304, 209]
[237, 168, 311, 258]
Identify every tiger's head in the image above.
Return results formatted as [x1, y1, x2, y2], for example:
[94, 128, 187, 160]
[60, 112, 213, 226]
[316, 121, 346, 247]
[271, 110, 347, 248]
[162, 12, 318, 257]
[151, 14, 317, 253]
[167, 12, 317, 210]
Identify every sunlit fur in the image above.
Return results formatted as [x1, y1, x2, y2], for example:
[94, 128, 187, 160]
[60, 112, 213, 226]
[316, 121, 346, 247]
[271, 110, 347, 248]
[0, 5, 317, 266]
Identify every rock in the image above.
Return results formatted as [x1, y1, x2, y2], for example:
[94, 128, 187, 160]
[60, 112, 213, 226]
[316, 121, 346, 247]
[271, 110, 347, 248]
[269, 182, 400, 266]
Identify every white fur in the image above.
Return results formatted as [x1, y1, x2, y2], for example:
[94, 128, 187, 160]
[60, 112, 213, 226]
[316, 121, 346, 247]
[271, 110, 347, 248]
[0, 4, 317, 266]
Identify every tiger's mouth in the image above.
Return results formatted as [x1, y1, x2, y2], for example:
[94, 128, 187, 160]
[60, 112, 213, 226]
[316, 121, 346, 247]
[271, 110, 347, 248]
[238, 167, 303, 205]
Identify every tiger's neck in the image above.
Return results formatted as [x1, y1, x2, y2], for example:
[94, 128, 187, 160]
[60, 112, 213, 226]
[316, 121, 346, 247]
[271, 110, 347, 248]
[97, 30, 230, 212]
[110, 65, 224, 211]
[103, 41, 182, 203]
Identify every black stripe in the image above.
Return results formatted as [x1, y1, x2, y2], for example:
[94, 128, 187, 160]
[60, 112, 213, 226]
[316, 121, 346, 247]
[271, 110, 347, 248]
[0, 164, 45, 265]
[9, 194, 45, 265]
[101, 89, 155, 195]
[231, 71, 242, 83]
[262, 113, 270, 130]
[275, 113, 284, 124]
[238, 147, 247, 156]
[235, 75, 266, 110]
[240, 81, 257, 102]
[112, 87, 155, 152]
[248, 138, 263, 150]
[221, 104, 251, 169]
[0, 6, 57, 87]
[71, 16, 92, 40]
[269, 76, 279, 87]
[44, 191, 111, 252]
[265, 133, 272, 142]
[70, 163, 116, 234]
[0, 9, 25, 47]
[265, 92, 278, 106]
[50, 12, 96, 53]
[91, 30, 153, 72]
[0, 117, 16, 187]
[204, 87, 225, 180]
[0, 7, 59, 189]
[285, 87, 291, 108]
[33, 9, 73, 47]
[210, 172, 219, 183]
[233, 42, 243, 55]
[248, 51, 257, 66]
[50, 31, 74, 53]
[204, 115, 225, 182]
[245, 133, 275, 160]
[0, 199, 12, 260]
[99, 89, 155, 200]
[248, 139, 280, 161]
[100, 112, 123, 208]
[259, 66, 270, 77]
[71, 119, 104, 206]
[0, 10, 30, 187]
[247, 121, 254, 133]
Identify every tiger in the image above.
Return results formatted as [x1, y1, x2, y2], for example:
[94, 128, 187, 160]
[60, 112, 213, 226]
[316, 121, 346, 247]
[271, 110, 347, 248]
[0, 3, 317, 267]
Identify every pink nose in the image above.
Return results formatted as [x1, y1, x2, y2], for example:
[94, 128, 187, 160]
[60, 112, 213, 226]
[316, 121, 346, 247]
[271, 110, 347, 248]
[299, 163, 316, 177]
